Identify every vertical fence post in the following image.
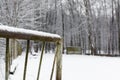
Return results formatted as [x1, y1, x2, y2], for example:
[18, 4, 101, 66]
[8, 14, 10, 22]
[5, 38, 9, 80]
[37, 41, 45, 80]
[23, 40, 30, 80]
[56, 41, 62, 80]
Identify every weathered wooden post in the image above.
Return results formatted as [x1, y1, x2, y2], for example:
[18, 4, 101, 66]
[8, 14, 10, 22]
[23, 40, 30, 80]
[50, 40, 62, 80]
[56, 41, 62, 80]
[5, 38, 9, 80]
[37, 41, 45, 80]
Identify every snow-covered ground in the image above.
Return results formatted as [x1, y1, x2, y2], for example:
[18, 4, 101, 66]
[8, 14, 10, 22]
[63, 55, 120, 80]
[9, 52, 55, 80]
[0, 58, 5, 80]
[1, 52, 120, 80]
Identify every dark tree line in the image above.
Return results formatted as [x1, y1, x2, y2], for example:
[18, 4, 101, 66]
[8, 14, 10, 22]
[0, 0, 120, 56]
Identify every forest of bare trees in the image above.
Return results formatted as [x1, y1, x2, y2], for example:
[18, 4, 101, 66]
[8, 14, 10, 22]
[0, 0, 120, 56]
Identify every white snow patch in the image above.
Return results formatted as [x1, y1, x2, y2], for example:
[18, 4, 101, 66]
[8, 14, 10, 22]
[63, 55, 120, 80]
[10, 56, 21, 74]
[0, 58, 5, 80]
[9, 53, 55, 80]
[1, 53, 120, 80]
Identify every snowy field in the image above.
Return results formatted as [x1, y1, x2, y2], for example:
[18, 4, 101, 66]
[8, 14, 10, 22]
[1, 52, 120, 80]
[63, 55, 120, 80]
[0, 58, 5, 80]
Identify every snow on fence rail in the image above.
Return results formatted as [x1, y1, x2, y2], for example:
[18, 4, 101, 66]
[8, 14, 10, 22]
[0, 25, 62, 80]
[0, 25, 61, 42]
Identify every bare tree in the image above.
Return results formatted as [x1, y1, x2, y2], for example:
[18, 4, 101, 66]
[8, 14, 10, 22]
[83, 0, 97, 55]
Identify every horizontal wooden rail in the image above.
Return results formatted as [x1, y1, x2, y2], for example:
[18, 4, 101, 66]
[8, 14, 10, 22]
[0, 25, 61, 42]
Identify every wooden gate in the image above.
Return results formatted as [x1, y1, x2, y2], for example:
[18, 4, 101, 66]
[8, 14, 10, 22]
[0, 25, 62, 80]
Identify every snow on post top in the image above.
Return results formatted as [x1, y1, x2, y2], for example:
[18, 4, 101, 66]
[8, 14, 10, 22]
[0, 25, 61, 42]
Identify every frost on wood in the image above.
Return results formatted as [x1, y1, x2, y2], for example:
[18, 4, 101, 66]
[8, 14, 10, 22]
[0, 25, 61, 42]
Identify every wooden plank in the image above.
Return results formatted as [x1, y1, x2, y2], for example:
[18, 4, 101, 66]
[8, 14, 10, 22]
[50, 44, 58, 80]
[37, 42, 45, 80]
[23, 40, 30, 80]
[5, 38, 9, 80]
